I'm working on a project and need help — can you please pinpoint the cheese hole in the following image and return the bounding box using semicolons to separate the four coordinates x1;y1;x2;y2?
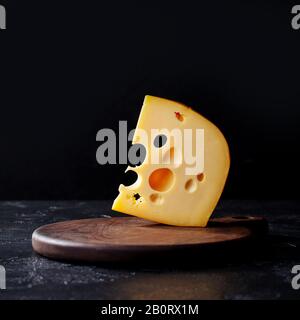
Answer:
123;170;138;187
175;112;184;122
133;193;141;201
149;168;174;192
185;179;197;193
197;173;205;182
132;193;143;204
154;134;167;148
150;193;164;205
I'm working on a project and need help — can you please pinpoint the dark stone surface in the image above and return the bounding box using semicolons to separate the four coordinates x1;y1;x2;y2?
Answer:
0;200;300;300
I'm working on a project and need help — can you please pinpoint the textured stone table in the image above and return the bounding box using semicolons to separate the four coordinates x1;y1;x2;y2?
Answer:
0;200;299;300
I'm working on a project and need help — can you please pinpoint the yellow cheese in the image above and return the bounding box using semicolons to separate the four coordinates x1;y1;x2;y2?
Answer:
112;96;230;227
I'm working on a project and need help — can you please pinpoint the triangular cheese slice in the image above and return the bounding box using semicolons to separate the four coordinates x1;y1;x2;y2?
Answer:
112;95;230;227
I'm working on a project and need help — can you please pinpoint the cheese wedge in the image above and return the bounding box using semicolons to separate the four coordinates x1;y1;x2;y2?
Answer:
112;96;230;227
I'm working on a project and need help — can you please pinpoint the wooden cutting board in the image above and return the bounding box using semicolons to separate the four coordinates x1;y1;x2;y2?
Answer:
32;216;267;263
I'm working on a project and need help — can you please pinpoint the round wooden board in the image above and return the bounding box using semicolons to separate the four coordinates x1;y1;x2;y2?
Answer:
32;216;267;263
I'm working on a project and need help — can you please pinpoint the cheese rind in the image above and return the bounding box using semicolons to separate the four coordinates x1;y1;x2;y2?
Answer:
112;95;230;227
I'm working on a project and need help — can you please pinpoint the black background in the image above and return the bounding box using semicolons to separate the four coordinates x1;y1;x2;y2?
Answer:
0;0;299;200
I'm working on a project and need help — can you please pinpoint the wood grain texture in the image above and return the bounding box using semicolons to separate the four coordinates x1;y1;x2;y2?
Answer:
32;216;267;263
